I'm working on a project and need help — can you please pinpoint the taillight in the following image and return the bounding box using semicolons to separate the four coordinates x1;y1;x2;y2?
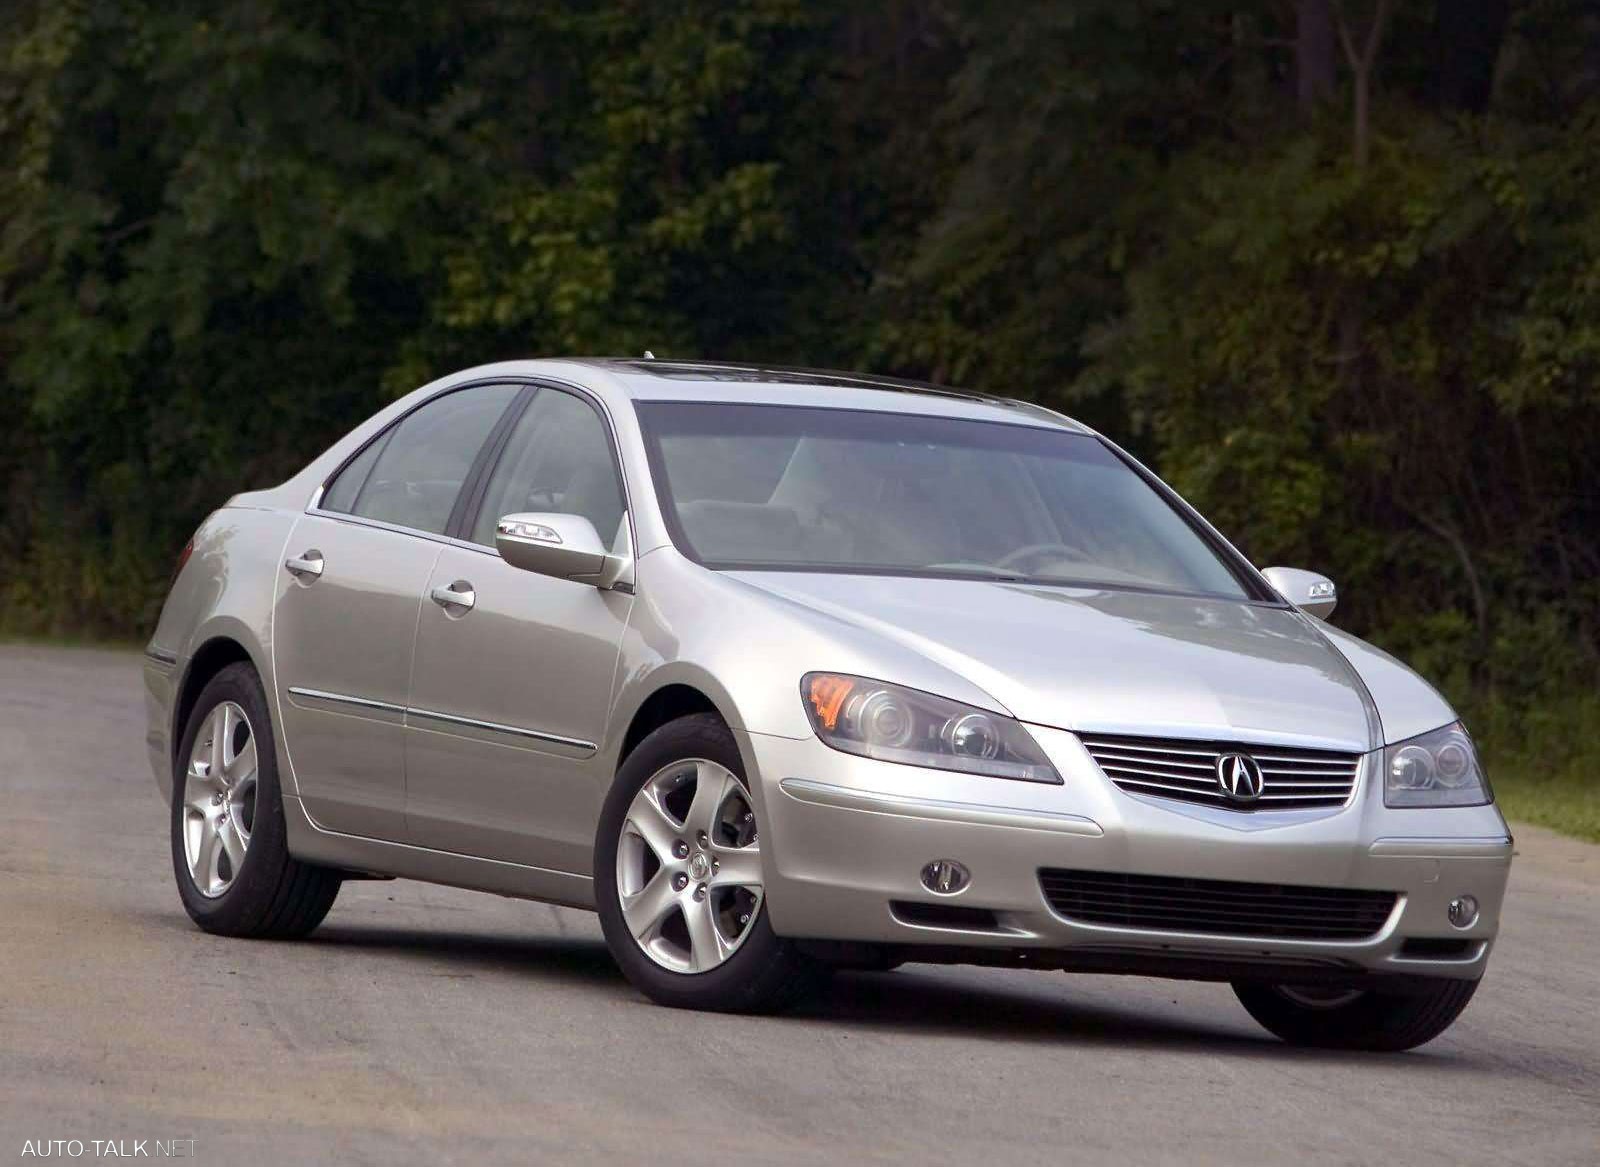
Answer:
169;535;196;589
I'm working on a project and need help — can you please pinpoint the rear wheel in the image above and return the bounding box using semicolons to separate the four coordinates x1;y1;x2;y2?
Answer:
1232;976;1480;1051
171;662;341;938
594;713;823;1011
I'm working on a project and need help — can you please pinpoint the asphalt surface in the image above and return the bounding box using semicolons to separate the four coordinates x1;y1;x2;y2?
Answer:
1;644;1597;1166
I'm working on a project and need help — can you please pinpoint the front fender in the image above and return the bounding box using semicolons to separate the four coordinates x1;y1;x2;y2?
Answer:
1317;624;1458;745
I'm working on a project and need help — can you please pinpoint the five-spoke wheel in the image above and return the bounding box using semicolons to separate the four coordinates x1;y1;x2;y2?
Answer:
170;662;341;937
617;759;764;973
595;713;823;1012
180;700;258;897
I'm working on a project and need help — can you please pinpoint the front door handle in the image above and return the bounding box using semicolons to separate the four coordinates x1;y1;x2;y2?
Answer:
285;550;324;580
430;581;476;613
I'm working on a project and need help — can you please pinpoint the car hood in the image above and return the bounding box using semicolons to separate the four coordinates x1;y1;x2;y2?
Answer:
729;573;1379;751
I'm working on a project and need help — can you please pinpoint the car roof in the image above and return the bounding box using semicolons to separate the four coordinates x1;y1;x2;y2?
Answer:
553;358;1090;432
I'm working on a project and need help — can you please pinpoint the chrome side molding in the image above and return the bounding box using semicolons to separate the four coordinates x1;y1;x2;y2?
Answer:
285;685;595;754
286;686;405;715
404;706;596;753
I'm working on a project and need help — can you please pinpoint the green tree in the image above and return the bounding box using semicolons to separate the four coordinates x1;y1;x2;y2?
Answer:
0;0;1596;745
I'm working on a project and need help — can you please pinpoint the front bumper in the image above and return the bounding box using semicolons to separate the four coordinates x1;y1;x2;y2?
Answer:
748;725;1512;982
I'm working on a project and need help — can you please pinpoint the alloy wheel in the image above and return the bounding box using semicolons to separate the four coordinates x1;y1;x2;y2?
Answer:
615;759;763;973
181;700;258;898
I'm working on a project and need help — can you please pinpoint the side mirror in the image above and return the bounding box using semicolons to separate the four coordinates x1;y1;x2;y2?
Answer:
1261;566;1338;619
495;512;632;590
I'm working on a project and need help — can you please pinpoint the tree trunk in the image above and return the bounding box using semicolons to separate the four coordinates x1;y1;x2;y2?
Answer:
1333;0;1393;170
1297;0;1337;112
1353;63;1371;166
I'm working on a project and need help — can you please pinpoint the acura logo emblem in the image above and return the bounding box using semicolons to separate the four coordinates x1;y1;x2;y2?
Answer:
1216;753;1264;801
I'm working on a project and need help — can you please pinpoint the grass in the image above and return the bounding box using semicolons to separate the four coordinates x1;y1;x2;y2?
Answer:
1471;693;1600;845
1492;769;1600;843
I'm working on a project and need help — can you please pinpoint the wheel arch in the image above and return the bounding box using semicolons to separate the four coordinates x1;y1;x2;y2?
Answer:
604;664;800;858
608;657;780;778
172;632;263;772
616;682;726;768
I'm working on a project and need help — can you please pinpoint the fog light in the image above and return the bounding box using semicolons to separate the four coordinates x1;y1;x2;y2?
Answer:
920;859;970;896
1447;895;1479;929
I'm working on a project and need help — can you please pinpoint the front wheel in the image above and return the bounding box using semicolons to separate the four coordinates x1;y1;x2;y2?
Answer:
594;713;824;1012
1232;977;1480;1051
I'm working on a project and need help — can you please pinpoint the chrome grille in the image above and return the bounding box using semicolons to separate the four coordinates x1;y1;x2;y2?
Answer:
1038;869;1397;940
1079;733;1360;810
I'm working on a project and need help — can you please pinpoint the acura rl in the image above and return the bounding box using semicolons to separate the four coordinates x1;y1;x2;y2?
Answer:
142;359;1512;1050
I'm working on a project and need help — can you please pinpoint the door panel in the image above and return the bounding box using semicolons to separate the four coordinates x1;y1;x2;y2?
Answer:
272;514;440;839
274;380;524;839
405;384;633;872
405;546;632;870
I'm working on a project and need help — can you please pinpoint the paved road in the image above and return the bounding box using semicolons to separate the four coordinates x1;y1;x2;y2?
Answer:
1;645;1597;1166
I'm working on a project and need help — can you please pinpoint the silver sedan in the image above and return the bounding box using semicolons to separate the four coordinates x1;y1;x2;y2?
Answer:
143;358;1511;1050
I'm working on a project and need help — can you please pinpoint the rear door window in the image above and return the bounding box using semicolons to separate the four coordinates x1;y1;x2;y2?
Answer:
322;384;520;536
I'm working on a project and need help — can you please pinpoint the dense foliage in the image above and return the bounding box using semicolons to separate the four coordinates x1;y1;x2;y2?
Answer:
2;2;1595;790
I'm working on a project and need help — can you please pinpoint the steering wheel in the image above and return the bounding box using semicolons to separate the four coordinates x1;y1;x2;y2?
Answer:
995;542;1090;573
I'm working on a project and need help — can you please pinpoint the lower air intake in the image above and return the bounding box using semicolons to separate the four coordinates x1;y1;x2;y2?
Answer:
1039;868;1397;941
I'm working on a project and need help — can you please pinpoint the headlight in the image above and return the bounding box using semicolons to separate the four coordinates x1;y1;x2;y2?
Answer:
801;673;1060;784
1383;722;1492;807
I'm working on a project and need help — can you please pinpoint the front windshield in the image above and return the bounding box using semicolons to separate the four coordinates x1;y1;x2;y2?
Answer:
636;402;1252;600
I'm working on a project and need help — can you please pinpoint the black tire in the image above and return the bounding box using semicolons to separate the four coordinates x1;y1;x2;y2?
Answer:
1232;976;1480;1051
802;943;907;973
171;662;341;938
594;713;824;1012
824;955;906;974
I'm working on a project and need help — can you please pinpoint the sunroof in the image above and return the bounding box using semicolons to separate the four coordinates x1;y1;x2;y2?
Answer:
606;359;991;400
593;358;1083;430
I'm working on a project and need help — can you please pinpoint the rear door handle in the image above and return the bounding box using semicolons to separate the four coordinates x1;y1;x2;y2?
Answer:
285;550;324;580
430;581;476;613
